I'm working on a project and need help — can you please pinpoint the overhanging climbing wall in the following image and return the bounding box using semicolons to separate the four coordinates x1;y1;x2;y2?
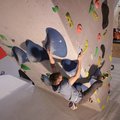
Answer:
0;0;114;111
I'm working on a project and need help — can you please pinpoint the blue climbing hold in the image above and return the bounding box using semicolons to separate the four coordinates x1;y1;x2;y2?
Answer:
25;39;49;62
45;27;67;57
12;46;29;64
61;59;78;72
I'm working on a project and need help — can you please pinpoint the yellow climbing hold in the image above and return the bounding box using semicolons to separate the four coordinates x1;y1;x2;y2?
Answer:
66;12;74;28
97;98;101;103
91;10;99;21
85;70;89;77
109;55;112;62
97;56;102;67
83;40;88;53
102;105;105;110
81;68;88;77
94;90;97;95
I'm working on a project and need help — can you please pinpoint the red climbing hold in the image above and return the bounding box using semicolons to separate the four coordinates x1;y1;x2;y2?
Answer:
0;47;7;60
97;33;101;41
94;0;100;9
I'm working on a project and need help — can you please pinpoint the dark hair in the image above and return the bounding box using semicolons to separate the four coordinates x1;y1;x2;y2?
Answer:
49;72;61;84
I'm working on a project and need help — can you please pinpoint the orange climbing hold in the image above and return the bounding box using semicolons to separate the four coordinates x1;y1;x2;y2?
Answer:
77;24;82;33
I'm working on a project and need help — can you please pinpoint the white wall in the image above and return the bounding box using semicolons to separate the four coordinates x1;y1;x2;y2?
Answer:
0;0;115;110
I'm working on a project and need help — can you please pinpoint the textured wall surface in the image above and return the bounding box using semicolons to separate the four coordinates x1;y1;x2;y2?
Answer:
0;0;114;111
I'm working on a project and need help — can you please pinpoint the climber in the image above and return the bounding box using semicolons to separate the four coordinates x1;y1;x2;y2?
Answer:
46;49;103;110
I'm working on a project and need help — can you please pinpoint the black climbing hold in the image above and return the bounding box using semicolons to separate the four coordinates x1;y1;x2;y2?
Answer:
111;65;114;71
101;0;109;29
100;44;105;58
19;69;35;85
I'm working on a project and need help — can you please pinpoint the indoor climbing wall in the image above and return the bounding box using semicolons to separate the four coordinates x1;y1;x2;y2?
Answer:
0;0;114;111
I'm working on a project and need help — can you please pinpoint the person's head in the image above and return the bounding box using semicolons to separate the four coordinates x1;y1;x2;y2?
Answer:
49;72;63;85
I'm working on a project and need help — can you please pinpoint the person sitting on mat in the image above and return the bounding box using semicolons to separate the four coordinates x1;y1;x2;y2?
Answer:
46;49;104;110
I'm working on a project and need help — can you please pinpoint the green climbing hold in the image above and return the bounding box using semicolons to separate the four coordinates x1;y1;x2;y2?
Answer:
103;29;107;36
21;64;31;70
94;47;99;57
2;43;13;49
0;34;7;40
52;6;59;13
89;0;94;14
6;45;13;49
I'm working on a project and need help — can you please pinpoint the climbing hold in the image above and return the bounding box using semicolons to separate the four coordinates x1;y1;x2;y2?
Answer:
97;33;101;41
100;44;105;58
5;45;13;49
94;0;100;9
94;90;97;95
81;67;89;77
52;5;59;13
97;98;101;103
61;59;78;72
91;10;99;21
101;0;109;29
65;12;74;28
101;73;109;79
25;39;49;62
102;105;105;110
94;47;99;57
11;39;15;42
0;34;7;40
89;98;93;103
89;0;94;14
0;47;7;59
12;46;29;64
109;55;112;62
97;56;102;67
103;29;107;36
111;65;114;71
89;0;99;21
21;64;31;70
85;69;89;77
19;69;34;85
83;40;88;53
0;42;13;49
45;27;67;57
76;24;82;33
